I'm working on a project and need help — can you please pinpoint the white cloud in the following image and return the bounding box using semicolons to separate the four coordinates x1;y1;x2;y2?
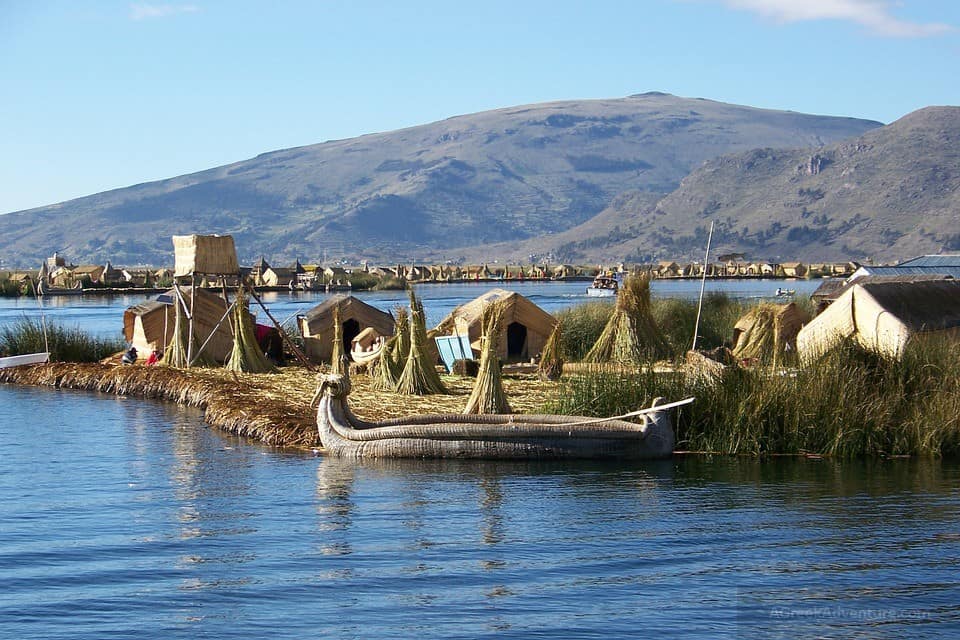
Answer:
711;0;953;37
129;3;200;21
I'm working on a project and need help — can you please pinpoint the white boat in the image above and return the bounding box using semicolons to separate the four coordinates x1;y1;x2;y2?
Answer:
0;352;50;369
586;275;620;297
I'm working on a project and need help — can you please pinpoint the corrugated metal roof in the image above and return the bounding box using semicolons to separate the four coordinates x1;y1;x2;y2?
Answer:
853;265;960;279
897;254;960;268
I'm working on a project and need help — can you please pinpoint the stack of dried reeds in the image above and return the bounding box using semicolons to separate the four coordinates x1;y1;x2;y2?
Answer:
538;320;564;381
395;290;447;395
731;302;810;366
225;288;276;373
584;272;669;366
330;305;347;375
161;294;190;368
464;300;511;414
373;306;409;391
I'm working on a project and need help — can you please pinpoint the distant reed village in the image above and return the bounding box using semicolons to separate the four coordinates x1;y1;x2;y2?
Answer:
6;248;872;298
2;235;960;459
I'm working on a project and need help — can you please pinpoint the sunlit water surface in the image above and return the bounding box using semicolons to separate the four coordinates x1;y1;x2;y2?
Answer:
1;384;958;639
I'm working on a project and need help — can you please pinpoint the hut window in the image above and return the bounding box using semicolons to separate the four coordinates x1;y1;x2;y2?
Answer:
507;322;527;360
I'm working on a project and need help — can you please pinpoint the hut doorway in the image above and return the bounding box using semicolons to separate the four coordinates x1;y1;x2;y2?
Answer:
342;318;360;357
506;322;527;360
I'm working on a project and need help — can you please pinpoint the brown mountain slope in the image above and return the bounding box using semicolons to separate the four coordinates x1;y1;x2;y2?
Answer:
0;93;879;266
490;106;958;264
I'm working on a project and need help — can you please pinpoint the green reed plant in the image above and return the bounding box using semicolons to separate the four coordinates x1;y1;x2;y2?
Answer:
554;301;613;361
545;337;960;458
1;317;126;363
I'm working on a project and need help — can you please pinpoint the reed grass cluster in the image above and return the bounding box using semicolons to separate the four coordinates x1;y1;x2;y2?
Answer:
538;320;564;381
395;290;447;395
547;338;960;458
225;288;276;374
329;305;346;375
584;273;669;365
373;306;408;390
0;317;125;362
464;300;511;414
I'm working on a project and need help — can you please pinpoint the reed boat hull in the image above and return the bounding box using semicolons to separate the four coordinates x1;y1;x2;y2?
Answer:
314;374;676;460
0;353;50;369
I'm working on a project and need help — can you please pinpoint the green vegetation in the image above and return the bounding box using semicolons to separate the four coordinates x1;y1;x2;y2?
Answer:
0;277;24;297
0;318;125;363
545;295;960;457
556;293;750;362
346;272;380;291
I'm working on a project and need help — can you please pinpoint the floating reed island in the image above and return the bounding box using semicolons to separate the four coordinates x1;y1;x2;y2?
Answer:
0;362;564;449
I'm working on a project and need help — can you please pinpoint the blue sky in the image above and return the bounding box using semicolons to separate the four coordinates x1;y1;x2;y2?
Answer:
1;0;958;214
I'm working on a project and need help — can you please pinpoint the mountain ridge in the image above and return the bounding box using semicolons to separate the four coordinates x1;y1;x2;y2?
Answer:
0;93;885;266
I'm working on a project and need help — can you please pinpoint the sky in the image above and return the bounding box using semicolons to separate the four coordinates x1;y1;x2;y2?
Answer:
1;0;958;214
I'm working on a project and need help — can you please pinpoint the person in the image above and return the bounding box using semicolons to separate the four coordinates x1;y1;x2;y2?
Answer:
145;349;162;366
121;346;138;365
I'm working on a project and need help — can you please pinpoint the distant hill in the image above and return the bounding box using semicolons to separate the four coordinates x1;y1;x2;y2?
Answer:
507;106;958;264
0;93;880;266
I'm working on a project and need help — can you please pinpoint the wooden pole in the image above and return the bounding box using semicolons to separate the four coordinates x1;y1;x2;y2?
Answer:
692;221;715;353
243;280;315;370
187;274;196;367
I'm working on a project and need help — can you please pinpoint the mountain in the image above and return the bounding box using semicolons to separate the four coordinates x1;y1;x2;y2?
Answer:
509;106;958;264
0;93;880;266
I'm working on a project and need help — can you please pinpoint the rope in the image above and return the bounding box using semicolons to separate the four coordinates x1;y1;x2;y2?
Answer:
545;397;695;427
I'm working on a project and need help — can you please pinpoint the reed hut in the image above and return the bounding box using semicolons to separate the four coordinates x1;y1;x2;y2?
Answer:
298;295;394;364
730;302;810;363
173;234;239;278
797;280;960;362
123;287;246;363
435;289;557;363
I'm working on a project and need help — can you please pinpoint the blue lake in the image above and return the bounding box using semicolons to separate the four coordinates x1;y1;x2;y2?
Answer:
0;278;821;338
5;279;959;638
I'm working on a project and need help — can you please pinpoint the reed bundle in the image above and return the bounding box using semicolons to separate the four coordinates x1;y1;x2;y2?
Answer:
161;294;190;367
538;320;564;381
464;300;511;414
584;272;669;366
373;306;408;391
395;289;447;395
225;288;277;374
330;305;346;375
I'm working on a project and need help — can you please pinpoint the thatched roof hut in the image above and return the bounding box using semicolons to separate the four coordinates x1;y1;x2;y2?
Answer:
173;234;239;277
123;287;245;363
731;302;811;362
435;289;556;362
797;280;960;362
297;295;395;364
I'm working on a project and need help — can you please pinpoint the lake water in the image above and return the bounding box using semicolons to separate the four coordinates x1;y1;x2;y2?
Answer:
5;279;959;638
0;278;821;339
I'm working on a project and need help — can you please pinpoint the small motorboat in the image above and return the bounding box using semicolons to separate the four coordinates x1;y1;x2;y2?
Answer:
586;274;620;298
775;287;796;297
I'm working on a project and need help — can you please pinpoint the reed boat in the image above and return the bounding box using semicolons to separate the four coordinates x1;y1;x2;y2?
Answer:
0;352;50;369
314;373;690;459
37;280;83;296
349;328;385;366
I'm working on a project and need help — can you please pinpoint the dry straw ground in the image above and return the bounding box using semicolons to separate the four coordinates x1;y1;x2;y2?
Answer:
0;362;563;450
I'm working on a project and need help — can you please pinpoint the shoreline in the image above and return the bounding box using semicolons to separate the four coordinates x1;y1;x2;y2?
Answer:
0;362;562;451
0;363;319;448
